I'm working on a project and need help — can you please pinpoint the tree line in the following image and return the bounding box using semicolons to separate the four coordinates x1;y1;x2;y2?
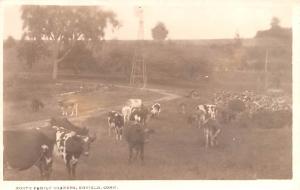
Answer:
3;5;291;80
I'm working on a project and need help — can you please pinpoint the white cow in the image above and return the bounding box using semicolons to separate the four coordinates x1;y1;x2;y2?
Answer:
126;99;142;108
122;99;143;123
122;106;132;123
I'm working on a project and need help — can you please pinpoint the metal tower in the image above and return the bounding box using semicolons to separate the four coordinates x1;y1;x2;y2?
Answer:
130;6;147;88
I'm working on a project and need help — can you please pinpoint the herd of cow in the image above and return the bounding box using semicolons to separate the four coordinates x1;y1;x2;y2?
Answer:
3;99;162;180
4;89;291;180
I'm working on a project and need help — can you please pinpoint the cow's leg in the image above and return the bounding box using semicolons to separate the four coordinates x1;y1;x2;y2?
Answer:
69;155;79;179
70;105;74;116
108;126;111;137
209;130;214;147
140;144;144;164
71;163;77;179
66;161;72;179
75;103;78;117
37;161;47;180
115;129;119;140
212;129;221;146
204;128;209;148
63;153;73;179
107;118;111;136
128;146;133;164
119;128;123;141
133;147;138;161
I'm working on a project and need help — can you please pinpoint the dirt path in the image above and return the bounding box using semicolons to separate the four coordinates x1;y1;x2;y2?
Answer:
9;84;181;129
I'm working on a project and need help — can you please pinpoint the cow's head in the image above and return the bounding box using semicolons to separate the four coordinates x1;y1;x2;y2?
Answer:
81;133;96;156
39;144;53;180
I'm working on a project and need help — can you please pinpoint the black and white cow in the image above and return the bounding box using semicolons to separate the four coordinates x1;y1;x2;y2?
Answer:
130;106;150;126
150;103;161;118
196;104;217;120
55;128;96;179
195;104;221;148
107;111;125;140
4;129;55;180
50;117;96;179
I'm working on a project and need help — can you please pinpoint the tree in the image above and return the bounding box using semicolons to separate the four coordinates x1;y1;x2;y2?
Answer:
60;41;97;74
151;22;168;41
21;5;119;79
17;39;50;69
271;17;280;29
4;36;17;49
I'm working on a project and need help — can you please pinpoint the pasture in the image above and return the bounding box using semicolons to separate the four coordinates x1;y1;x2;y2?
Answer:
3;76;292;180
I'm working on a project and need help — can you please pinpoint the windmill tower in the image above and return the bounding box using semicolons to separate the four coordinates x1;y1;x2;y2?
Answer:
130;6;147;88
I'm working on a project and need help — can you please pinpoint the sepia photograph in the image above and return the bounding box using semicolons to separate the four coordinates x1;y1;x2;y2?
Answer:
1;0;299;189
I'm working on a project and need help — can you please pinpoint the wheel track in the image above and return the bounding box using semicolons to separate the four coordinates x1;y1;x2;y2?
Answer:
7;84;181;129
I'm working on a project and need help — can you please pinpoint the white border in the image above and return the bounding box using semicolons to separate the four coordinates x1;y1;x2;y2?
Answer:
1;1;300;190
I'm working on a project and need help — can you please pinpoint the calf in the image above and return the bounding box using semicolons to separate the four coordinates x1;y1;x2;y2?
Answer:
4;129;55;180
31;98;44;112
58;100;78;117
178;102;187;114
124;124;155;164
107;111;125;140
150;103;161;118
55;129;96;179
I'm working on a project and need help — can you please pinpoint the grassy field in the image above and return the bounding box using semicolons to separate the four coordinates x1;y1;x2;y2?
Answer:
3;76;162;128
3;78;292;180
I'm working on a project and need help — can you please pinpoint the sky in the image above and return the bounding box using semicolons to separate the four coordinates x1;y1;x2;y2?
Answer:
1;0;298;40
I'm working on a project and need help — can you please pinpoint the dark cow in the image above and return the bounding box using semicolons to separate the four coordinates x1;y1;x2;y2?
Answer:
124;124;155;164
107;111;124;140
31;98;44;112
55;129;96;179
187;112;205;128
50;117;89;135
130;106;150;125
150;103;161;118
4;129;55;180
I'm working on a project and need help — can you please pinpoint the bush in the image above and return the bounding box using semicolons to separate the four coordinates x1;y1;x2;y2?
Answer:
228;99;246;113
251;110;292;129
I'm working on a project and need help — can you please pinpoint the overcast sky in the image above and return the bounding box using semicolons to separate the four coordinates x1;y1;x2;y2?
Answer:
2;0;297;40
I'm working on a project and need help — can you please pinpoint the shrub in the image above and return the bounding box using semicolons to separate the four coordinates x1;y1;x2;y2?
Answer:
251;110;292;129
